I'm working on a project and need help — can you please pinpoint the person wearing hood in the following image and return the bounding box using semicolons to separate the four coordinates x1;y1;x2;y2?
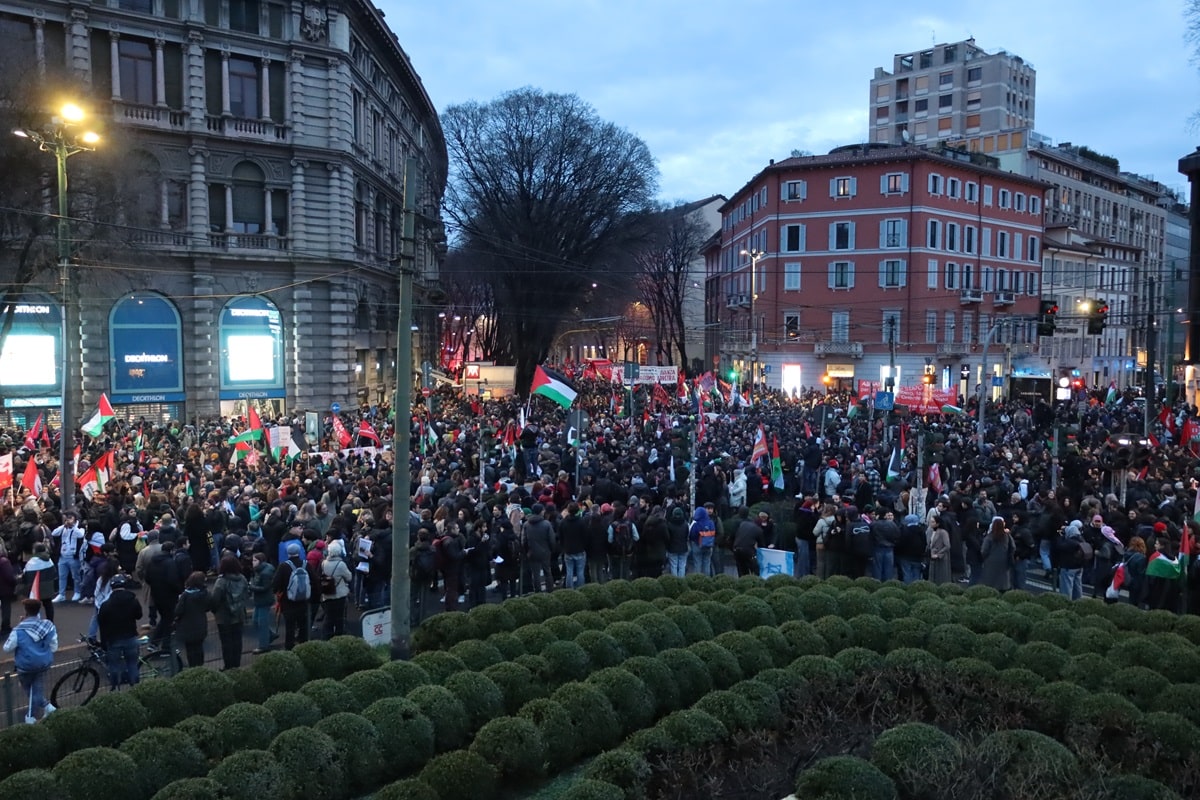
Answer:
3;598;58;722
895;514;927;584
727;469;748;509
665;506;690;577
247;551;277;653
319;540;354;638
174;571;210;667
22;543;57;622
1091;524;1125;601
208;555;248;669
1053;520;1089;600
688;506;716;576
978;516;1014;592
97;574;143;689
110;506;144;575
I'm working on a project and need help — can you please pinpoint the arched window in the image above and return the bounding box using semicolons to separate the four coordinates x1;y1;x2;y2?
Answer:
231;162;265;234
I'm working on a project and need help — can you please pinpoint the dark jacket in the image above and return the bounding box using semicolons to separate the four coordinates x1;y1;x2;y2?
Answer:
97;588;143;646
665;508;690;555
640;513;669;562
272;556;309;608
794;504;818;544
174;587;209;644
523;516;556;562
208;574;249;626
558;513;588;556
870;518;901;550
732;519;765;554
0;556;16;600
248;561;276;608
146;550;183;607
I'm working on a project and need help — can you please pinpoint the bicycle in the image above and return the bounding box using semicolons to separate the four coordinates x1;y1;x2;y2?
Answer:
50;635;182;707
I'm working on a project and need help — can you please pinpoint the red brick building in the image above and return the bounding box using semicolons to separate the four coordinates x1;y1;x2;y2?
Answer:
705;143;1050;400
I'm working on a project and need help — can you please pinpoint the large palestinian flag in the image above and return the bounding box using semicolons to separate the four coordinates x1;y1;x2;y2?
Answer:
532;366;577;409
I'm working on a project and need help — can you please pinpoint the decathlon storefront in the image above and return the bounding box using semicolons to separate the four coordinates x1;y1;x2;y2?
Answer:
108;294;186;422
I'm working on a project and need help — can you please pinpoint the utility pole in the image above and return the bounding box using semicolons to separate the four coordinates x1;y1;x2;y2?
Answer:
739;248;762;405
885;318;897;445
1145;280;1157;436
390;157;418;662
688;425;698;512
1165;262;1177;406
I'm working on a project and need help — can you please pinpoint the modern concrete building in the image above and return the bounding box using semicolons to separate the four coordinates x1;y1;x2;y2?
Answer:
705;143;1048;401
0;0;446;425
870;38;1035;146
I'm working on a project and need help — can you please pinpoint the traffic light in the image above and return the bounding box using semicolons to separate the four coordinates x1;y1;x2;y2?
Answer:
1037;300;1059;337
1087;299;1109;335
922;373;935;385
728;368;739;382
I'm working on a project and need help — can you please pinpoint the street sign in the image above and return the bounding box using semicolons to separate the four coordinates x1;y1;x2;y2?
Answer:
360;608;390;647
874;391;895;410
623;362;641;382
421;387;432;398
762;364;771;374
330;402;340;414
991;376;1003;387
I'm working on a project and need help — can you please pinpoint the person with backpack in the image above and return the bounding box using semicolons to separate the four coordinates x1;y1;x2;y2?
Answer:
688;506;716;577
1053;520;1090;600
3;598;58;722
410;529;438;622
731;507;765;577
209;555;248;669
248;552;277;653
272;542;310;650
97;574;143;690
174;571;210;668
606;505;638;582
319;540;353;638
144;540;184;649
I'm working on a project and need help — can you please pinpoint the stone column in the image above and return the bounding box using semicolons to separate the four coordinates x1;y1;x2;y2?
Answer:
186;32;206;127
220;50;231;115
109;32;121;99
188;272;219;418
260;58;271;120
154;36;166;106
33;18;44;75
289;159;307;251
187;147;208;239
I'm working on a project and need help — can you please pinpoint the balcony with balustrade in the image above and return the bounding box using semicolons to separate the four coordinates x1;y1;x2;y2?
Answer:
205;115;291;143
112;100;187;133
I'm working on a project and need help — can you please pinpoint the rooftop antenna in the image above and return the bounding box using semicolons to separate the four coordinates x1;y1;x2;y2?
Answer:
931;29;936;45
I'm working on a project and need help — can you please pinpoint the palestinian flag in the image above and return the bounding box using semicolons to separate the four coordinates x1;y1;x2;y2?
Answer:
751;425;768;464
247;404;264;435
886;438;904;482
228;428;263;446
82;393;115;437
1146;551;1182;580
531;366;577;409
770;436;784;491
1105;382;1118;405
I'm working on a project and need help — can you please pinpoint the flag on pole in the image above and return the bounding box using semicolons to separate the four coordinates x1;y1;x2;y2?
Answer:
928;463;943;494
677;373;689;403
23;413;44;451
668;455;675;484
21;457;41;497
1159;406;1177;436
29;570;41;602
697;412;706;442
357;420;382;446
227;428;263;446
331;414;352;448
0;452;12;493
133;424;145;462
81;393;115;437
770;436;784;491
531;365;577;409
426;422;440;450
247;404;264;435
751;425;768;465
804;420;813;440
886;439;904;482
1105;382;1118;405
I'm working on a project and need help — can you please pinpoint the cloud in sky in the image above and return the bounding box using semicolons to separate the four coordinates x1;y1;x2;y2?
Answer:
383;0;1200;202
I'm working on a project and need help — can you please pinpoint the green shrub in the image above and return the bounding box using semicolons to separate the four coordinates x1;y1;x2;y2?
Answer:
605;621;657;657
1089;775;1182;800
778;619;828;657
714;630;775;676
909;598;955;627
263;691;321;732
662;605;714;644
811;615;855;653
688;640;744;688
53;746;138;800
731;679;784;730
655;708;728;751
343;668;400;710
576;583;616;611
870;722;961;798
1108;637;1165;670
315;712;384;793
711;588;738;603
748;624;793;667
974;631;1019;668
581;748;652;799
418;750;498;800
173;714;222;761
540;639;591;684
444;672;504;732
224;667;267;704
1027;617;1075;649
559;779;625;800
676;590;709;606
250;650;308;694
728;595;776;630
467;604;517;637
373;778;439;800
974;729;1078;799
0;770;62;800
292;640;344;681
797;589;840;621
767;588;805;623
876;597;911;622
1153;683;1200;726
448;639;505;671
1136;711;1200;761
482;661;544;714
790;655;851;687
925;623;978;662
568;609;607;631
330;635;383;674
835;647;884;673
79;690;149;747
650;596;677;611
1108;665;1170;710
682;573;714;592
363;697;435;778
207;749;285;800
128;678;190;728
171;667;236;717
485;631;526;660
621;655;680;714
1013;601;1048;621
150;777;223;800
754;667;809;700
886;617;929;650
1067;626;1114;656
1061;652;1111;687
587;667;656;734
694;600;735;634
1012;641;1070;680
469;716;544;783
518;698;577;771
526;593;564;621
609;598;659;622
1068;691;1143;734
846;614;891;654
996;667;1045;694
556;589;593;615
946;657;997;684
300;677;350;718
514;654;553;683
512;623;558;654
606;581;639;605
412;611;476;652
269;726;345;800
1031;682;1090;732
540;615;585;642
990;611;1034;642
213;701;277;754
379;659;434;697
550;682;621;756
501;597;542;626
882;647;942;676
0;724;57;779
657;648;713;707
636;614;686;652
410;650;469;684
575;630;627;669
837;587;881;619
406;684;470;752
1172;614;1200;645
794;755;898;800
1155;645;1200;684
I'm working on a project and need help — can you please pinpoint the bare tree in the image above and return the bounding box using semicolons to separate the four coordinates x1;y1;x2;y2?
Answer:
440;248;505;363
441;88;658;395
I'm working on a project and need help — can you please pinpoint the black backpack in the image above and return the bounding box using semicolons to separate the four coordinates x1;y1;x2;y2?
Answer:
412;547;437;580
851;522;873;558
613;521;635;555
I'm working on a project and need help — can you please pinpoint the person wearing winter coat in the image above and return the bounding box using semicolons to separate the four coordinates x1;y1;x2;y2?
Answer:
927;523;953;584
688;506;716;576
731;509;766;577
895;515;928;584
247;552;277;653
3;598;58;721
638;508;669;579
208;555;249;669
665;506;690;577
978;517;1014;592
110;507;144;575
1053;520;1089;600
174;571;210;667
319;540;354;638
22;543;57;622
0;542;17;641
97;574;143;690
558;503;589;589
523;504;557;592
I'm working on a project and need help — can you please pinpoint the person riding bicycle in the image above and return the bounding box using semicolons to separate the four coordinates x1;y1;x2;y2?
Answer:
96;574;143;691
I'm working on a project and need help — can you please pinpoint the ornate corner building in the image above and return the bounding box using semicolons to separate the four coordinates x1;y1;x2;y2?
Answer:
0;0;446;422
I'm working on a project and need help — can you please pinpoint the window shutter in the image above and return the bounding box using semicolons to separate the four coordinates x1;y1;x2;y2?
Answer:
781;183;788;202
880;175;889;195
849;177;857;196
847;262;856;289
1014;233;1023;261
800;181;807;200
879;260;887;288
899;260;907;288
928;173;935;193
827;263;836;289
928;259;938;289
828;222;836;251
799;224;806;251
879;220;887;249
901;173;910;193
829;178;837;198
848;223;856;250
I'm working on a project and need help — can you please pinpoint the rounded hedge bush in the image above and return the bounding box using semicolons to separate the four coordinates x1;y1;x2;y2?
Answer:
0;769;62;800
410;650;469;684
208;749;285;800
637;613;686;652
1107;665;1170;711
330;635;384;674
568;609;607;632
576;583;616;611
412;610;476;652
925;623;978;662
882;647;942;676
688;640;744;688
695;600;736;634
605;620;658;657
377;659;432;697
250;650;308;694
846;614;891;654
1155;645;1200;684
1061;652;1111;687
517;698;577;771
876;596;911;622
1137;711;1200;761
0;722;58;779
1066;626;1113;656
559;779;624;800
485;631;527;661
974;631;1019;669
767;588;805;623
469;716;544;782
343;668;400;711
53;746;137;800
778;619;828;657
81;689;150;747
173;714;222;761
482;661;544;714
974;729;1078;799
363;697;435;778
171;667;236;717
504;598;545;627
662;605;715;644
811;615;856;653
213;701;277;754
444;672;505;732
837;587;881;619
609;598;659;622
887;617;930;650
870;722;962;798
714;630;775;676
513;653;553;684
587;667;656;734
224;667;268;704
1108;637;1165;670
150;777;223;800
1067;692;1143;750
990;611;1034;643
835;646;884;673
657;647;713;707
1089;774;1182;800
447;639;505;671
292;639;345;681
796;589;840;621
300;677;350;718
790;655;851;687
729;594;777;630
909;598;956;627
754;667;809;699
731;679;784;730
996;667;1045;694
556;589;594;615
405;685;470;752
269;725;345;800
418;750;498;800
581;748;652;798
128;678;190;728
748;624;793;667
1172;614;1200;645
574;630;627;669
622;655;681;714
1012;641;1071;680
1153;683;1200;726
263;691;321;731
550;682;622;756
656;708;729;750
540;615;585;642
467;603;517;636
794;755;898;800
315;712;384;793
1031;681;1090;732
526;593;564;621
541;639;593;684
373;778;439;800
946;656;998;684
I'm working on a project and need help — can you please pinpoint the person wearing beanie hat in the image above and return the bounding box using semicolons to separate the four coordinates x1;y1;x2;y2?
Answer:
272;540;311;650
1053;519;1090;600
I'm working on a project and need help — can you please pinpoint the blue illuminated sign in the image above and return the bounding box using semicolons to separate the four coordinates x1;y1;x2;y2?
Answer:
109;295;185;402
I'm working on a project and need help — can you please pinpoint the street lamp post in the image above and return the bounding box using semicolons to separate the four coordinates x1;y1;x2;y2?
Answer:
739;248;762;405
14;103;100;513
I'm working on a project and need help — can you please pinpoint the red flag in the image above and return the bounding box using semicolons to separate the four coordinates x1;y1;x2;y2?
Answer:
804;420;813;440
1184;417;1200;455
331;414;352;448
21;457;41;497
248;404;263;432
652;383;670;408
751;425;769;463
677;373;688;402
357;420;381;446
900;423;907;452
24;413;44;451
1159;406;1177;436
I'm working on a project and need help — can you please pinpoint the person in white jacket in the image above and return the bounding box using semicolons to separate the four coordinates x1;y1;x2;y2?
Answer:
50;510;87;603
728;469;748;509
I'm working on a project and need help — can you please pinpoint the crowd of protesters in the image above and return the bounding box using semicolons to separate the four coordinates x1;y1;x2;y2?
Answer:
0;372;1198;706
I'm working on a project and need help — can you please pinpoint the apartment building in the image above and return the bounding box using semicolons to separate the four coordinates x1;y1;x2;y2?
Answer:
705;144;1048;399
0;0;446;422
870;38;1035;146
